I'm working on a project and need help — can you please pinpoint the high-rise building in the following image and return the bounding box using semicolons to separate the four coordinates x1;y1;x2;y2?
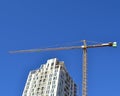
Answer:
22;58;77;96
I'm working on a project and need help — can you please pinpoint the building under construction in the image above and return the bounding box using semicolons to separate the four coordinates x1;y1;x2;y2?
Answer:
22;58;77;96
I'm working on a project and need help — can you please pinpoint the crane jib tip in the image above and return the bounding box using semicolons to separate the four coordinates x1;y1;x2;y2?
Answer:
112;42;117;47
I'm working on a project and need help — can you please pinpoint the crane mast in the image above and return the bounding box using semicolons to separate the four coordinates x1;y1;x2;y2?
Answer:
9;40;117;96
82;40;87;96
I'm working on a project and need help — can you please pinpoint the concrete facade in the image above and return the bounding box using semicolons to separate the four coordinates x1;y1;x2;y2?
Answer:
22;58;77;96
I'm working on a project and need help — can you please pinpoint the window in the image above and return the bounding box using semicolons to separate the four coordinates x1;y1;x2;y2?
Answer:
46;90;50;94
51;89;54;93
41;87;44;90
52;81;55;84
48;82;51;85
45;75;47;78
51;94;54;96
39;80;42;82
52;85;56;88
51;62;54;66
37;88;40;91
36;77;38;79
55;69;58;72
56;61;59;65
54;73;57;76
47;86;50;89
55;66;59;69
53;77;57;80
49;78;52;81
49;74;52;77
43;79;46;82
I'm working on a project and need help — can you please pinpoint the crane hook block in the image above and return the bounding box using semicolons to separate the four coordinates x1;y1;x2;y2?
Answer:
112;42;117;47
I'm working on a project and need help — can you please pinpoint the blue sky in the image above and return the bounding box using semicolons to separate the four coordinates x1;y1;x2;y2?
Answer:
0;0;120;96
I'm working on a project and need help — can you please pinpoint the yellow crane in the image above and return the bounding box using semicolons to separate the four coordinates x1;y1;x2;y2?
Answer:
9;40;117;96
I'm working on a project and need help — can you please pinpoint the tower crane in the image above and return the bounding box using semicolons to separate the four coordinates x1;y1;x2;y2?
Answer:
9;40;117;96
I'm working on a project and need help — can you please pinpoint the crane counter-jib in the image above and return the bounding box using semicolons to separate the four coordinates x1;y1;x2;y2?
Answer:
86;42;117;48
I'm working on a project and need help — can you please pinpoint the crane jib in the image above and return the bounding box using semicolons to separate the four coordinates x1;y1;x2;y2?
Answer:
9;42;117;53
